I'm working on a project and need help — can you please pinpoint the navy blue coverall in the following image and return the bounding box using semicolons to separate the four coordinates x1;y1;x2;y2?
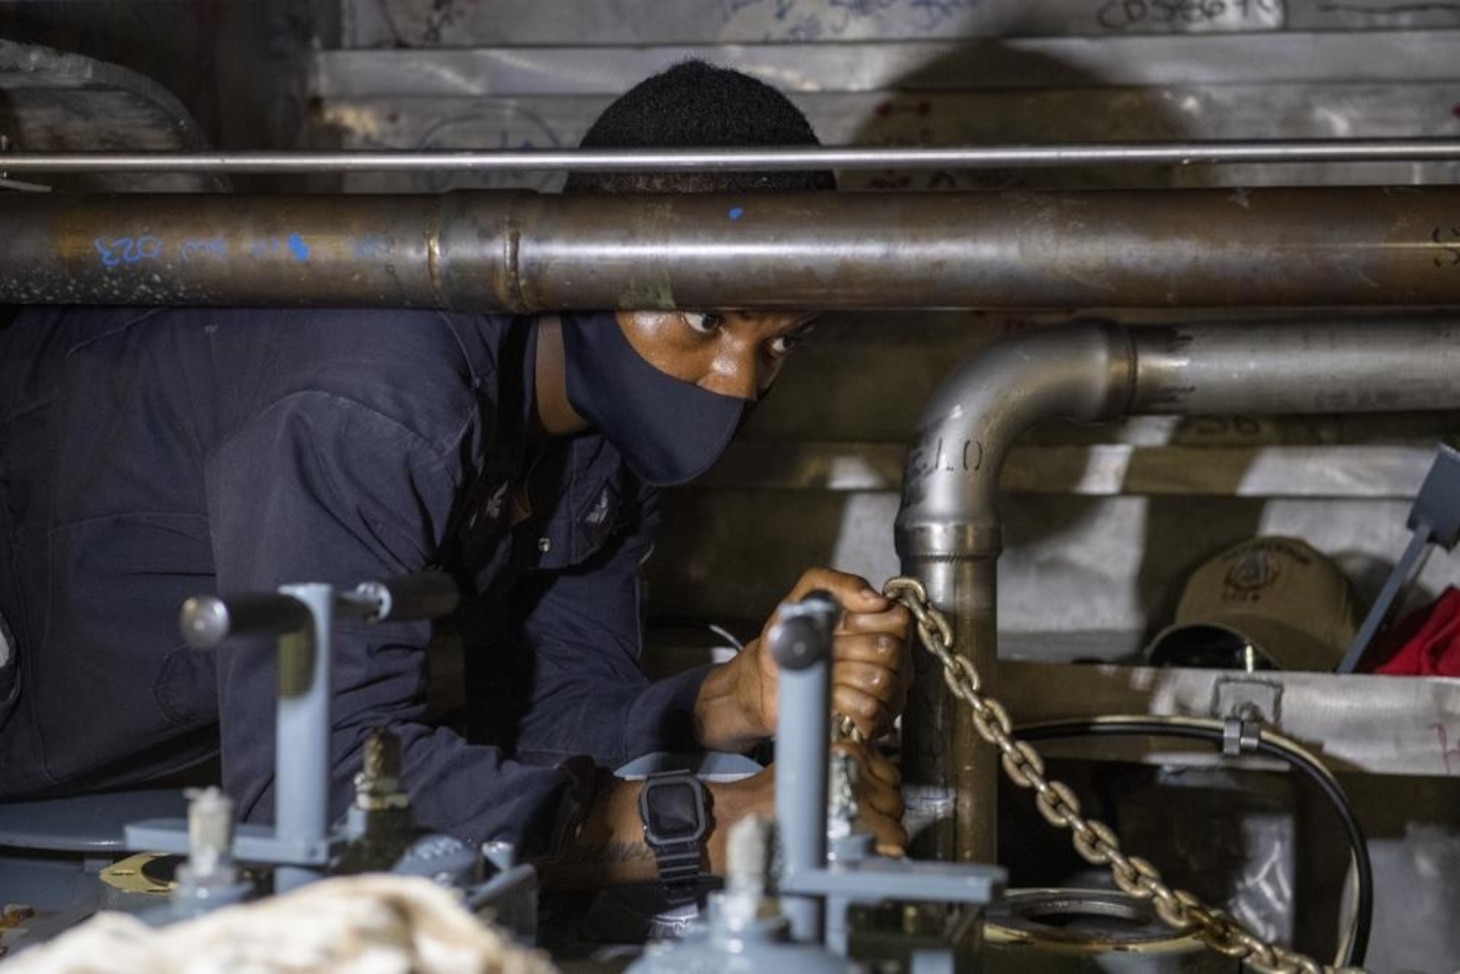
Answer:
0;306;709;855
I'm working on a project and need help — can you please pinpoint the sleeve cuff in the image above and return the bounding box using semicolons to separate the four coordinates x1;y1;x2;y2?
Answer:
541;754;605;859
621;663;714;760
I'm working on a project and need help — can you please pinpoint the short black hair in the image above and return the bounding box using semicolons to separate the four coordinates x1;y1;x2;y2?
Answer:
564;60;836;194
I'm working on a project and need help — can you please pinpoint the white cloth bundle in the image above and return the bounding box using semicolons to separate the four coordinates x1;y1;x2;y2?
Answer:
5;874;556;974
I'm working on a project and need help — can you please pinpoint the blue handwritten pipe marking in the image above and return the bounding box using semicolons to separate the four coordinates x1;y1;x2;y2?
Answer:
95;238;120;267
287;233;311;262
94;235;164;268
728;206;744;221
180;237;228;263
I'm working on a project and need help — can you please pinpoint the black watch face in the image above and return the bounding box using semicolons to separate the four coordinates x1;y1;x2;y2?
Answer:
645;779;704;842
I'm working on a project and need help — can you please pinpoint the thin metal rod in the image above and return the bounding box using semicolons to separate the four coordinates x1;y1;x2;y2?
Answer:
6;139;1460;174
10;188;1460;310
273;583;334;893
768;597;837;944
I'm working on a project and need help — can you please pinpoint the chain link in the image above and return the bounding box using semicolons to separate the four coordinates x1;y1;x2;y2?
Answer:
879;576;1362;974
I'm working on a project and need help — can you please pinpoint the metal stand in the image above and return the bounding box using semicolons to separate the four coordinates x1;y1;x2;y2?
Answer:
124;574;504;905
628;592;1006;974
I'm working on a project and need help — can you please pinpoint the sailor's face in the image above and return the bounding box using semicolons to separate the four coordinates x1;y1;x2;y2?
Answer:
614;310;819;400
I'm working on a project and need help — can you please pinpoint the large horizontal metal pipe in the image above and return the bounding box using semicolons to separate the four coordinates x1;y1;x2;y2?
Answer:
1128;323;1460;415
894;317;1460;864
7;138;1460;173
8;189;1460;309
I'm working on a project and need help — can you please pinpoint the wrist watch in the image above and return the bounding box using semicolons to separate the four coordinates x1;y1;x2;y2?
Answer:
637;770;710;906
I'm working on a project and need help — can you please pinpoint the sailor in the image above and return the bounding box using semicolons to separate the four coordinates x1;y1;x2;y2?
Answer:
0;61;909;889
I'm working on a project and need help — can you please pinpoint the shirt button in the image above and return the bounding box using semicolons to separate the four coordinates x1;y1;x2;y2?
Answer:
537;538;552;553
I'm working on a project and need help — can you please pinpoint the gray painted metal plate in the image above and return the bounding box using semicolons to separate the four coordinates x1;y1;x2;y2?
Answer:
0;790;187;852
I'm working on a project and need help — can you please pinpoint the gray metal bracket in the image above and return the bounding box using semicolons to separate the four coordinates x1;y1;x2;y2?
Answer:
780;858;1003;905
125;819;337;867
132;573;460;895
1338;443;1460;673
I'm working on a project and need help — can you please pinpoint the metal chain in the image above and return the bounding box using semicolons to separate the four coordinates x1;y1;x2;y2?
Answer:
879;575;1363;974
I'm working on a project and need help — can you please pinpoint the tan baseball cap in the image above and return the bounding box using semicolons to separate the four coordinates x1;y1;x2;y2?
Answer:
1145;537;1358;673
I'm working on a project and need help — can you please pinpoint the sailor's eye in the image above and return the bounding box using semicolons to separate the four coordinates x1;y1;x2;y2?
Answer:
767;334;803;357
683;312;724;335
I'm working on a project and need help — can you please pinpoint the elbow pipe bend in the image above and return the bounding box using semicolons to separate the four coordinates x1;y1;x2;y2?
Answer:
895;320;1136;563
891;314;1460;866
895;315;1460;563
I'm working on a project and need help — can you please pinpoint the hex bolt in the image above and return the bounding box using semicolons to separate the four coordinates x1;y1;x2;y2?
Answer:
722;815;774;929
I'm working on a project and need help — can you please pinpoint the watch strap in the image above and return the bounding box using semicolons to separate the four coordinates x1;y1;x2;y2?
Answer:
655;839;703;906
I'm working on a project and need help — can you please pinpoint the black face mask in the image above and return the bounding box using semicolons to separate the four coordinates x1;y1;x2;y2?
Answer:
560;311;748;487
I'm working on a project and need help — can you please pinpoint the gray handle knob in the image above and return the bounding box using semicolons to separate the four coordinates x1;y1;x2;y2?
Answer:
179;594;312;649
350;572;459;622
766;590;840;671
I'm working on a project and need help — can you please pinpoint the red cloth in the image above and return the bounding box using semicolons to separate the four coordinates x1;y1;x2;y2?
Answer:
1369;586;1460;676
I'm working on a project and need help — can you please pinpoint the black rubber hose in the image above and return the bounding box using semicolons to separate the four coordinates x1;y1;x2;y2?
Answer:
1014;718;1372;968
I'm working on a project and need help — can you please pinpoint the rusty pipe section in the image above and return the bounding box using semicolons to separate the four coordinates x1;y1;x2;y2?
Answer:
9;188;1460;308
895;317;1460;863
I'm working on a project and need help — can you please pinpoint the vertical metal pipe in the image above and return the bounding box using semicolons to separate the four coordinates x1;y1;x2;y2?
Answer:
911;559;998;865
897;323;1136;864
274;582;333;892
768;596;838;944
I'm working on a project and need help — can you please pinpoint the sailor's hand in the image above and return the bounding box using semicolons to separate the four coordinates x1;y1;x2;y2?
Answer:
834;741;907;857
694;568;911;751
706;745;905;871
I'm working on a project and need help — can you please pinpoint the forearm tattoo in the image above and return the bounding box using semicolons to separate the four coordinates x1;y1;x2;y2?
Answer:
553;838;654;866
